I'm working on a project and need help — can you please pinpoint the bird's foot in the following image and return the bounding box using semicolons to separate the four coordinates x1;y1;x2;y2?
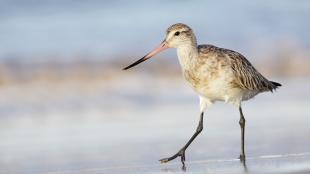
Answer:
239;154;246;162
159;148;186;170
239;154;248;172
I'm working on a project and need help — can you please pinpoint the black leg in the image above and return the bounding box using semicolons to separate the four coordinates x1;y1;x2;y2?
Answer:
239;106;246;162
159;112;204;169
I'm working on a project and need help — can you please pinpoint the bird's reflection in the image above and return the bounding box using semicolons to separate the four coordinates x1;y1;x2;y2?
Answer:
241;159;248;173
160;164;187;172
160;167;182;173
161;158;249;173
182;164;186;171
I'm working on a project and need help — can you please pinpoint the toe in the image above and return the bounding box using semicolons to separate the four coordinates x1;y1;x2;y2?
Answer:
159;158;169;163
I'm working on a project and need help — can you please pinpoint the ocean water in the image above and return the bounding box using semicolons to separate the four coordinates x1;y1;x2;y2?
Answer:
0;0;310;59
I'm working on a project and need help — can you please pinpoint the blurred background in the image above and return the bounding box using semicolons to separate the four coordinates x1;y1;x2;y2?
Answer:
0;0;309;173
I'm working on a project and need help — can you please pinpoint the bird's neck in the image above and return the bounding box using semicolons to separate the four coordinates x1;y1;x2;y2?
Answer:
176;44;199;71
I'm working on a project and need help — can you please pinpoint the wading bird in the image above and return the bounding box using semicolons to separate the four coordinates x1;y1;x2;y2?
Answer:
123;23;281;168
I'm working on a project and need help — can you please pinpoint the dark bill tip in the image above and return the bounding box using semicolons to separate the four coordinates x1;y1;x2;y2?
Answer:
122;56;147;70
122;41;168;70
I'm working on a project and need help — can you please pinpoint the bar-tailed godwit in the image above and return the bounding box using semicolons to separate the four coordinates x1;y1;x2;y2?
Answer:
123;23;281;168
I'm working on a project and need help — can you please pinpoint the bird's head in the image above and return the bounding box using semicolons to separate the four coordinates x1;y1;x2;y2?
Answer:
165;23;196;48
123;23;196;70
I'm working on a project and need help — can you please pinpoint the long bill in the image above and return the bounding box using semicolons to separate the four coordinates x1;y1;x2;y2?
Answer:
123;41;168;70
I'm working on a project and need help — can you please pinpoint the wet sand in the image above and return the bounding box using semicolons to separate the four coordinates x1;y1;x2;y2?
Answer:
0;76;309;173
47;153;310;174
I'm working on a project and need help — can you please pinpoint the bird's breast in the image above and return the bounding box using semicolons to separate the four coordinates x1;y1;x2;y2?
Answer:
183;69;201;88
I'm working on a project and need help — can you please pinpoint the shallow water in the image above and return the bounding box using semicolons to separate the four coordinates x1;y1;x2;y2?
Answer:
0;76;309;173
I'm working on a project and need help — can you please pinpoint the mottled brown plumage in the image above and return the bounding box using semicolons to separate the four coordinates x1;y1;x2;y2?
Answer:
197;44;280;92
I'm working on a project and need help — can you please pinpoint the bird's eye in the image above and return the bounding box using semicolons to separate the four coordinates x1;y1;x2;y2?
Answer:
174;31;180;36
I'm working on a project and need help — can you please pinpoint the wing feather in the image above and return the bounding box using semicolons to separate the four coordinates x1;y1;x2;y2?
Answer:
198;45;279;92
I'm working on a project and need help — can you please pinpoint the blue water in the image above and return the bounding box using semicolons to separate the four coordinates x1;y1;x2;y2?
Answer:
0;0;310;59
